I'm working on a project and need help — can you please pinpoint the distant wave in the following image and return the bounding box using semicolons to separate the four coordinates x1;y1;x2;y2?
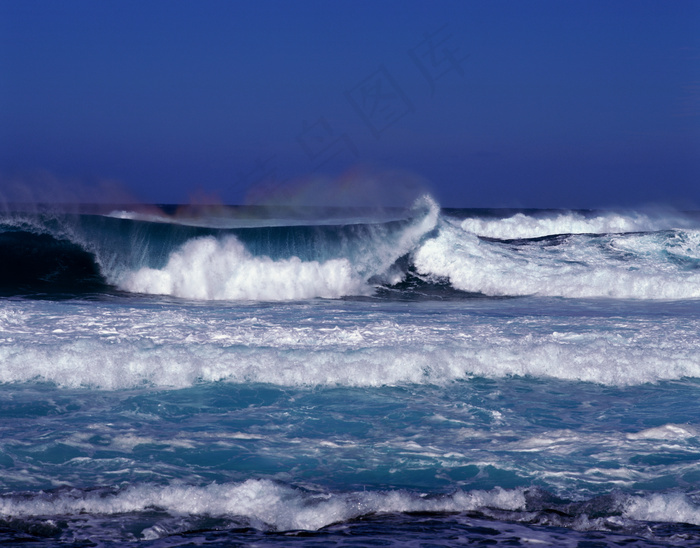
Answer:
459;210;692;240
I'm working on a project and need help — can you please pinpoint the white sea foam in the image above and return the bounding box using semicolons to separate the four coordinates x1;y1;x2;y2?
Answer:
626;424;699;441
1;300;698;389
458;211;691;240
1;481;697;536
624;492;700;525
0;480;526;534
413;222;700;299
119;236;368;300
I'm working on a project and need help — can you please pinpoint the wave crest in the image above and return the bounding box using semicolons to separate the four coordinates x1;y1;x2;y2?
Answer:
0;480;526;533
2;481;698;540
459;211;691;239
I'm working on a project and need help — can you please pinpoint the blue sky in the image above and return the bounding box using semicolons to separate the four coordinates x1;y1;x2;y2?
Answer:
1;0;699;208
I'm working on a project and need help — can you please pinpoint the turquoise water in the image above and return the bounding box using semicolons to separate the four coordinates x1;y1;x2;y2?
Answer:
1;202;700;545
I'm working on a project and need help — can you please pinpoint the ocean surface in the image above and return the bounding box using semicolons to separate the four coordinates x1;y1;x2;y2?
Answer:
1;196;700;546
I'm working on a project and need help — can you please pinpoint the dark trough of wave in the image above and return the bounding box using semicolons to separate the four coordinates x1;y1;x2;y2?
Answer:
0;231;109;297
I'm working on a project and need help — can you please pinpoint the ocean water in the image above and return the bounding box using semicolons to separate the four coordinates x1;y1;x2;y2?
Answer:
1;196;700;546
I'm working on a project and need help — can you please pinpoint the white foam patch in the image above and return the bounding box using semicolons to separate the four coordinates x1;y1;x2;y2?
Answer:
624;492;700;525
119;236;368;301
2;298;700;389
1;319;699;389
0;480;526;534
459;211;690;240
413;223;700;299
626;424;699;441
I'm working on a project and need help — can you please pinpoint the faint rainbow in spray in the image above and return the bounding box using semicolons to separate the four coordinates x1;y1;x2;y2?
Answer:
243;166;433;209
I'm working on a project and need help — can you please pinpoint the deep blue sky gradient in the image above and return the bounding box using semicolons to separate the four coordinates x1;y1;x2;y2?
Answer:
1;0;699;208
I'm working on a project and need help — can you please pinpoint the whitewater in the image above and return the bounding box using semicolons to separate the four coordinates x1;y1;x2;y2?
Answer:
1;197;699;546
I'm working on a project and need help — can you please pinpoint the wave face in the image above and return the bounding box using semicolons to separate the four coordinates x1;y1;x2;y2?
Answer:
1;199;699;300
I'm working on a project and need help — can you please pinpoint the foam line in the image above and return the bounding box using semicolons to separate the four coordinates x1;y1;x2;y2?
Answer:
0;480;526;533
459;211;693;239
1;481;698;536
1;328;698;389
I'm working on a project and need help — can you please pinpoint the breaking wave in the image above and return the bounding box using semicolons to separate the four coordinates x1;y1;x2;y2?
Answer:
413;220;700;299
458;210;691;239
1;198;699;301
1;480;698;542
1;299;699;389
